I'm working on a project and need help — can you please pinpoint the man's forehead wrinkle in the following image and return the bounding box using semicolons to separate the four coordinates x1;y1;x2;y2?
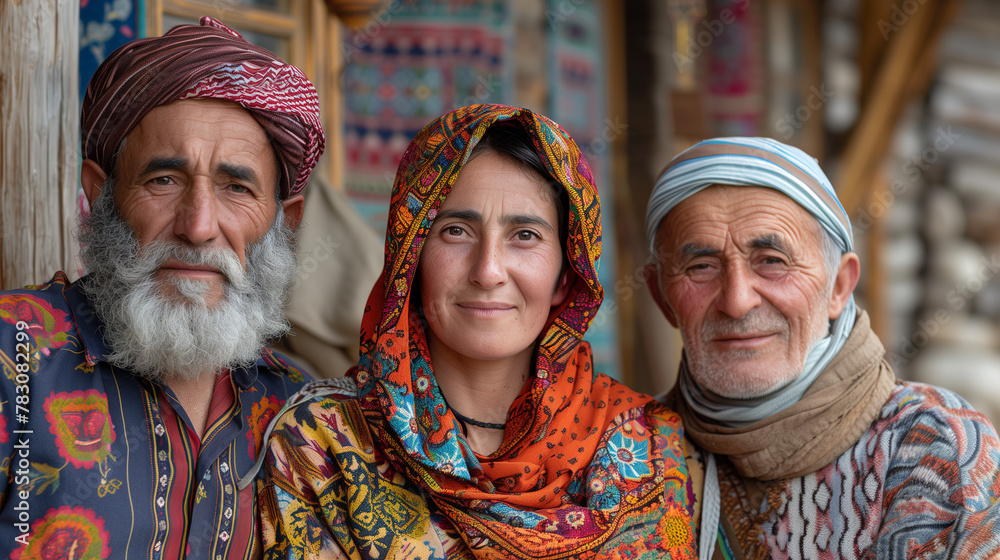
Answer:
123;110;275;190
657;185;823;260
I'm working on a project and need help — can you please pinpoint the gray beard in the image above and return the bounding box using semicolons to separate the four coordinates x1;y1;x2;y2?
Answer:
79;179;298;383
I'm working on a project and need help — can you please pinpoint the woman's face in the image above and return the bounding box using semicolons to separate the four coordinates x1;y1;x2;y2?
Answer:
420;150;570;365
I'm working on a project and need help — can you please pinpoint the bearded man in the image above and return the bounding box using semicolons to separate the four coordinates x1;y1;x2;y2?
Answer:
0;18;323;558
644;137;1000;559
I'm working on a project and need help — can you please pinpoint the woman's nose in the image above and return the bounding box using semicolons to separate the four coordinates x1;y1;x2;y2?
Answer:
469;240;507;289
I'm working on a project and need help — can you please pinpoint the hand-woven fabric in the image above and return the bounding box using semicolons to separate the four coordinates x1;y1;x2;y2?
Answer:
81;16;324;198
261;104;695;559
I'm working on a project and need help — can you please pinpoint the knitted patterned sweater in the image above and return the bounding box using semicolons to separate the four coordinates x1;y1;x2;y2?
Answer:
712;381;1000;559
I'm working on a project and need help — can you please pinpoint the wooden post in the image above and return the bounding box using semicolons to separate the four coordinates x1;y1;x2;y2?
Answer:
605;0;637;386
0;0;80;289
837;0;960;217
866;174;889;342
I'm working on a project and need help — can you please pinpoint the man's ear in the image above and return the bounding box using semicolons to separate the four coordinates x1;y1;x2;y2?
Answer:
644;263;678;328
81;159;108;206
829;252;860;320
281;193;305;230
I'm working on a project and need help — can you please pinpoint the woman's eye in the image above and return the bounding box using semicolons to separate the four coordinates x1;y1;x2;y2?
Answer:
516;230;537;241
445;226;464;236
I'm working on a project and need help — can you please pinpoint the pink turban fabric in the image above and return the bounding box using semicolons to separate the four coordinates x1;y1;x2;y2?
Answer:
81;17;324;198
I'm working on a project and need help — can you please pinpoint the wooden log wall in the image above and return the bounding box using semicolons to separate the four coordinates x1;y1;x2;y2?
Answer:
0;0;80;290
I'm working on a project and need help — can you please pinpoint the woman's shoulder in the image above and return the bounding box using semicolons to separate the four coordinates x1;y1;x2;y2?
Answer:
240;378;364;490
272;377;362;424
591;371;683;427
289;377;360;403
266;377;374;457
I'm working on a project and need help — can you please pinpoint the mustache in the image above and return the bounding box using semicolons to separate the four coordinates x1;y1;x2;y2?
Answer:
123;242;250;293
700;306;788;339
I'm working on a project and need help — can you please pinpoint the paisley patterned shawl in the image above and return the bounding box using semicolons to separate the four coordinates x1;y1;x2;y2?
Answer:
263;104;694;559
358;104;606;481
355;103;694;556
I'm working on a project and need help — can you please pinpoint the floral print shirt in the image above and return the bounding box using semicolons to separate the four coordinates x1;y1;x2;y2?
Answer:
0;272;307;559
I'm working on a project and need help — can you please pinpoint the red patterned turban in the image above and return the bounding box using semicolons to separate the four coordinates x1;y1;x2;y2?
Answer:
81;17;324;199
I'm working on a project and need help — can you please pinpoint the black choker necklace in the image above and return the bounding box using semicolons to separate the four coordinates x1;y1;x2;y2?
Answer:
451;408;506;431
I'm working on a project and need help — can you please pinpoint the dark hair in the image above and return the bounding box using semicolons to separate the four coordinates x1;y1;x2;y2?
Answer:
467;124;570;251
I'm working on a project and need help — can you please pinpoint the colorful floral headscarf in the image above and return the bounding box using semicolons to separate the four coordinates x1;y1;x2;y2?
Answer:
360;103;693;555
262;104;694;559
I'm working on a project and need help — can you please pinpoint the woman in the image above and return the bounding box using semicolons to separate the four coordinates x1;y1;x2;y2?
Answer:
257;104;695;559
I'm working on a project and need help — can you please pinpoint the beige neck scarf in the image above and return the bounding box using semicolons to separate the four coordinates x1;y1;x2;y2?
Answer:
672;310;897;481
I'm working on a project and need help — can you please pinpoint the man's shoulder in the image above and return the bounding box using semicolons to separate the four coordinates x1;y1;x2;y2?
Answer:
878;380;999;453
0;272;75;311
0;272;81;341
257;347;311;386
884;380;989;421
869;381;1000;537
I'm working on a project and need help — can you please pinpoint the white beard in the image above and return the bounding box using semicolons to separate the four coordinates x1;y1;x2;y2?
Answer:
79;179;298;382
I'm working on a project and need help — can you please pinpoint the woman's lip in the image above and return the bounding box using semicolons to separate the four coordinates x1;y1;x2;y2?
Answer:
458;303;515;316
459;302;514;310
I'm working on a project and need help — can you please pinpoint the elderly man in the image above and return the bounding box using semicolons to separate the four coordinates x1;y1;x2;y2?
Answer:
644;137;1000;559
0;18;322;558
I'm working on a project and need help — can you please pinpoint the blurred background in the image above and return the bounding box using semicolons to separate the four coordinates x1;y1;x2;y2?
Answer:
4;0;1000;425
